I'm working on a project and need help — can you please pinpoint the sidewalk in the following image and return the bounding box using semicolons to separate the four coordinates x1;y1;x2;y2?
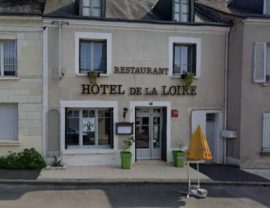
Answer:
38;160;210;183
0;161;269;184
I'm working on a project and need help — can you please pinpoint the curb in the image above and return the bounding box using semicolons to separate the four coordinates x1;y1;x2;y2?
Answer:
0;179;269;186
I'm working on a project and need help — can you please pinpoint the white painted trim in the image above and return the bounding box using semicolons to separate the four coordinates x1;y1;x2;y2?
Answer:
42;27;48;156
169;36;201;78
129;101;171;164
60;100;118;154
75;32;112;75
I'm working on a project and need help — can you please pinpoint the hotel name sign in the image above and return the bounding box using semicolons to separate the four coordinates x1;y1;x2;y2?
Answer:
81;66;197;96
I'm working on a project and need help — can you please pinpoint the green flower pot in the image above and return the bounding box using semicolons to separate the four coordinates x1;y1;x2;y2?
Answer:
172;150;185;167
120;151;132;169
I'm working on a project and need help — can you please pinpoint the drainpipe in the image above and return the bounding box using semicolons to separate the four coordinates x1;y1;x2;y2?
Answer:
51;21;69;80
223;27;231;165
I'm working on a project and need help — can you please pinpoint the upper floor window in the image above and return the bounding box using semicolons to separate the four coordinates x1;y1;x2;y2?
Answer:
75;32;112;76
173;43;196;76
80;0;102;17
253;42;270;83
79;40;107;74
264;0;270;15
173;0;190;22
0;41;17;77
169;37;201;77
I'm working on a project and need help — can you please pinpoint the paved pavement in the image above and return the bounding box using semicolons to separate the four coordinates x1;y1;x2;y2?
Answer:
0;161;269;184
38;160;210;183
0;183;269;208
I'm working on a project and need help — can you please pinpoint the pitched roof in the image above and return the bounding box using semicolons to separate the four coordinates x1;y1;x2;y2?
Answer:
0;0;45;15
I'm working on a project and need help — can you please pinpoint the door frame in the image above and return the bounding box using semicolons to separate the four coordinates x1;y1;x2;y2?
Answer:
130;101;171;164
135;107;163;160
191;109;223;164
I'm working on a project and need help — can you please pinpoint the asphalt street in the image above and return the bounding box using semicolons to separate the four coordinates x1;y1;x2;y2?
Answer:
0;183;269;208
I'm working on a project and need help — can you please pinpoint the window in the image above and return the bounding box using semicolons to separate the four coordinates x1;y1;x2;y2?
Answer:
264;0;270;15
81;0;102;17
174;0;189;22
75;32;112;75
169;37;201;77
173;43;196;75
263;113;270;151
65;108;113;149
253;42;270;83
0;41;17;77
0;104;18;140
79;40;107;74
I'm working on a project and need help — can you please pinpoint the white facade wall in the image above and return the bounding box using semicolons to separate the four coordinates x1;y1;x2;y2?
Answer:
0;17;43;154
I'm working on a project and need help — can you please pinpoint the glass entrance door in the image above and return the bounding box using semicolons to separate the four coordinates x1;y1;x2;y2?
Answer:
135;108;162;160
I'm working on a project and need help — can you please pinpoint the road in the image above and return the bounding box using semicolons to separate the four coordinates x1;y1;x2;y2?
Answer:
0;183;269;208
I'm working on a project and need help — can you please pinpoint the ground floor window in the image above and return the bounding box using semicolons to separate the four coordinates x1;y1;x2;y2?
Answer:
0;104;18;140
65;108;113;149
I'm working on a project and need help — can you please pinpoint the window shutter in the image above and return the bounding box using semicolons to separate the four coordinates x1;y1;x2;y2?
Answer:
254;42;266;83
263;113;270;151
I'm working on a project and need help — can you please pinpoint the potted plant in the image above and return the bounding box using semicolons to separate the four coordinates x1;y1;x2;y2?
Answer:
181;72;195;88
87;71;100;85
172;139;185;167
120;136;134;169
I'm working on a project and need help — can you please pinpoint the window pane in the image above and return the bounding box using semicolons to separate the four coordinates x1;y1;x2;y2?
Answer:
65;110;79;147
82;7;90;16
93;41;106;73
174;3;180;13
83;110;95;145
91;8;101;17
180;46;188;73
0;104;18;140
4;43;16;76
83;0;90;7
173;45;181;75
98;109;113;146
92;0;101;8
80;41;91;73
174;13;180;21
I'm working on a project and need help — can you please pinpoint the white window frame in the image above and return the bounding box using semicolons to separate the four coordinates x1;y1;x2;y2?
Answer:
81;0;102;17
169;37;201;78
75;32;112;76
173;0;189;22
60;100;118;154
0;41;17;77
65;108;114;149
253;42;270;84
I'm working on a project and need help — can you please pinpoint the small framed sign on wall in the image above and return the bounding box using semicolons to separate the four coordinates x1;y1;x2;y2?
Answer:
116;122;134;135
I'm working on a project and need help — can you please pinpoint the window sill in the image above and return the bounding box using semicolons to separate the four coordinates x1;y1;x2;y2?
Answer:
63;149;117;155
76;73;109;77
0;140;21;146
0;76;19;80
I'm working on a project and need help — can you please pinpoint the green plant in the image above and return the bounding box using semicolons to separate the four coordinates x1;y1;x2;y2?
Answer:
87;71;100;84
121;136;134;152
0;148;46;170
175;138;185;151
181;72;195;88
51;155;63;168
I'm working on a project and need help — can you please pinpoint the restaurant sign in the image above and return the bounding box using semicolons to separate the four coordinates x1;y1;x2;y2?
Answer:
81;84;197;96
